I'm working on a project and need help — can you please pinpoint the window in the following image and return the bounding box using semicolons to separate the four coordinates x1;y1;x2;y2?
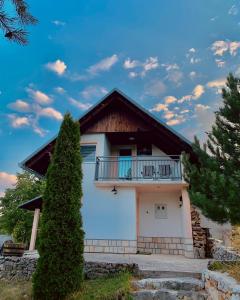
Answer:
80;145;96;162
137;144;152;156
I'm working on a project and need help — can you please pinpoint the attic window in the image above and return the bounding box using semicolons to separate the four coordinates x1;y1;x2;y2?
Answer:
80;145;96;162
137;144;152;156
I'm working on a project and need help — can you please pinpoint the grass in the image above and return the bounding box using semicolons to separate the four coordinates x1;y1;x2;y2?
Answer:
0;273;132;300
209;261;240;283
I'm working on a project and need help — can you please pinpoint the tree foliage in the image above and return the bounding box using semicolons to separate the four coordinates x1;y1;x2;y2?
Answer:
0;171;44;244
183;74;240;225
33;113;84;300
0;0;37;45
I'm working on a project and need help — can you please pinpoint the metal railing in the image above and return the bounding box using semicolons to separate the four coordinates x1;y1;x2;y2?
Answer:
95;156;182;181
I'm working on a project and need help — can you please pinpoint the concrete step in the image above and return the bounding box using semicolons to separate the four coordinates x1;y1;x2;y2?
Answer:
131;289;208;300
132;277;204;291
139;270;202;279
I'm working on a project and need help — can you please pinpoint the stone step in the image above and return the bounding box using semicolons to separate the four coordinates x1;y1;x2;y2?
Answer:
139;270;202;279
132;277;204;291
131;288;208;300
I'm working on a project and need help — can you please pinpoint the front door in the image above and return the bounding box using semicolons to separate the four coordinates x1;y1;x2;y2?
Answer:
118;149;132;179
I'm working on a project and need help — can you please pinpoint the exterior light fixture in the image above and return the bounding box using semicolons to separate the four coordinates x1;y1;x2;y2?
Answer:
129;137;135;141
111;186;117;195
179;196;183;207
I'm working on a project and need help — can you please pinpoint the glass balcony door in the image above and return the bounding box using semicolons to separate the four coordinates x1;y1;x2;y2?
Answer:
118;149;132;179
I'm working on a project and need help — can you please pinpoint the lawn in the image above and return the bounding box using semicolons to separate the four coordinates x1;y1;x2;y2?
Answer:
0;272;132;300
209;261;240;283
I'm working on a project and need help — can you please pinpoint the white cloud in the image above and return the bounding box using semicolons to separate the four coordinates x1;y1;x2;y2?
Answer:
123;58;141;69
142;57;159;72
228;5;238;15
128;71;138;78
39;107;63;120
211;40;240;56
215;59;225;68
69;97;92;110
192;84;205;99
180;109;190;114
52;20;66;26
54;87;66;94
162;63;179;71
150;103;168;112
80;86;108;100
145;80;166;97
88;54;118;75
167;117;186;126
206;78;226;88
167;70;183;84
163;111;175;120
8;100;30;112
178;95;192;103
164;96;177;104
190;57;201;64
189;48;196;53
45;59;67;75
0;172;17;197
195;104;210;111
9;115;30;128
189;71;197;80
27;88;52;105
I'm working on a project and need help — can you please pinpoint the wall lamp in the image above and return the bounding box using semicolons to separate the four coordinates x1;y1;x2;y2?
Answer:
179;196;183;207
111;186;117;195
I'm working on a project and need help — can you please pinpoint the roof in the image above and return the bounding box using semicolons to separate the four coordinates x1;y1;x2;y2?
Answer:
20;89;194;177
18;195;43;211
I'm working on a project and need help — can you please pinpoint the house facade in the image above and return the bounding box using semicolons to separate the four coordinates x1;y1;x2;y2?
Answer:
20;90;197;258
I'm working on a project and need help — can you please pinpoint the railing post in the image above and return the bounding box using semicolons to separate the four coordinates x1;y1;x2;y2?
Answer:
180;154;184;181
95;157;100;180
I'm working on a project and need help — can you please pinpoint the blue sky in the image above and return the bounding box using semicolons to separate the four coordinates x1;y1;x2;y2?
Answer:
1;0;240;194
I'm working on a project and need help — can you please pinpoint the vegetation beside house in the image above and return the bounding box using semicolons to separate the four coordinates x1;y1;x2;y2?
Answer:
183;74;240;225
33;113;84;300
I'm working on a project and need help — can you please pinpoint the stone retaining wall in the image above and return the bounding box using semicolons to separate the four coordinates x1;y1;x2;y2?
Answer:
212;244;240;261
0;255;139;281
203;270;240;300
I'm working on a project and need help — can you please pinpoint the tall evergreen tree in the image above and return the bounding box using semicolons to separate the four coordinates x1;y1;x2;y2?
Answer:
33;113;84;300
183;74;240;225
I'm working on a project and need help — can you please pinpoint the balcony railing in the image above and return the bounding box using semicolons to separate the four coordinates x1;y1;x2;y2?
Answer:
95;156;182;181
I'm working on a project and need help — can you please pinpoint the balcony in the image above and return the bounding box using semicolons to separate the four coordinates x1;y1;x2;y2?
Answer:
95;156;183;182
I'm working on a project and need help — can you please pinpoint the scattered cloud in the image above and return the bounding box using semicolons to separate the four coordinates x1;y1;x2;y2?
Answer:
27;88;52;105
38;107;63;120
80;86;108;100
195;104;210;111
210;16;218;21
178;95;192;103
164;96;177;104
145;80;166;97
8;100;30;112
228;5;238;16
166;70;183;84
192;84;205;99
186;48;201;64
54;87;66;94
189;71;197;80
215;59;225;68
167;116;186;126
0;172;17;197
180;109;190;114
188;48;196;53
150;103;168;112
68;97;92;110
124;56;159;78
9;114;30;128
52;20;66;26
88;54;119;75
206;78;226;94
163;111;175;120
45;59;67;75
211;40;240;56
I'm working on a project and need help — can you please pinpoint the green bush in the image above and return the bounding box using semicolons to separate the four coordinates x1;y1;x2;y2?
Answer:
33;113;84;300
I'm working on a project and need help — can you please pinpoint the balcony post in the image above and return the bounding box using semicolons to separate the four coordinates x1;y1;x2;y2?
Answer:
95;157;100;180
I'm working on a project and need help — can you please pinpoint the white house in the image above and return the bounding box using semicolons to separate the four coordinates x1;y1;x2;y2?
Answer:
20;89;202;258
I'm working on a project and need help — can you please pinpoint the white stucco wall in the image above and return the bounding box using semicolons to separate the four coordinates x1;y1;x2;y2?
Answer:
80;133;137;240
139;191;183;237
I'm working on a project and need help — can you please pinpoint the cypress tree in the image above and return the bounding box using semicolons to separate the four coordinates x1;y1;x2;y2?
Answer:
33;113;84;300
183;74;240;225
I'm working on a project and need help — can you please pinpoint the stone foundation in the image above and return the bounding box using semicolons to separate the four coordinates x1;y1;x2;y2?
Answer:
84;239;137;254
137;236;194;257
0;255;139;281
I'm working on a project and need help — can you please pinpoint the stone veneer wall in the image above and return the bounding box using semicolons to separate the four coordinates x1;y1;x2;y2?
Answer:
84;239;137;254
203;270;240;300
0;256;139;281
137;237;194;258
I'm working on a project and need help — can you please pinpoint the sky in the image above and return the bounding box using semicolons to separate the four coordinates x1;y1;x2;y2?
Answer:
0;0;240;195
